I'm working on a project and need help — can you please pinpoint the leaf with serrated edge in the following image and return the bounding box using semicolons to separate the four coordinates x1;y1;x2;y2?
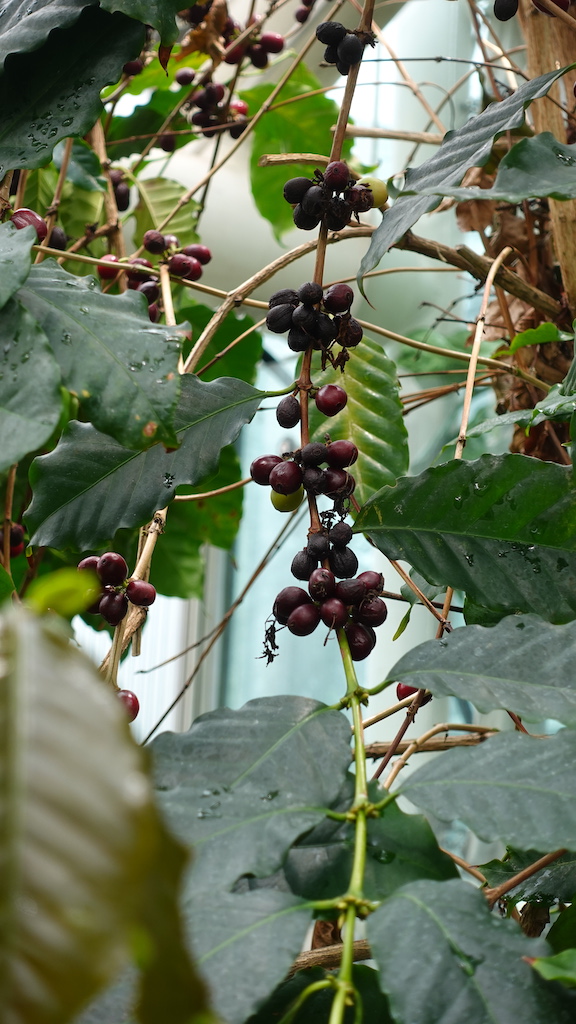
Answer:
368;879;575;1024
400;730;576;851
19;259;183;450
309;337;408;505
0;298;63;473
355;453;576;623
385;614;576;726
0;222;35;310
358;66;575;287
0;7;144;175
25;375;263;550
0;606;156;1024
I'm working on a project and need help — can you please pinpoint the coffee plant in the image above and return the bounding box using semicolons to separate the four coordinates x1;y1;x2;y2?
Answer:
4;0;576;1021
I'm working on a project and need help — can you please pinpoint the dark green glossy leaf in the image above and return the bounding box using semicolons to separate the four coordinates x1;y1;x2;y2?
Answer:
53;138;106;191
433;133;576;204
0;0;93;69
481;848;576;904
358;66;575;288
132;177;200;249
285;789;458;901
400;730;576;851
99;0;185;45
180;304;263;385
106;90;191;160
506;321;563;355
19;260;183;449
0;606;159;1024
26;374;263;550
0;6;145;175
548;905;576;953
367;879;576;1024
0;221;36;310
248;965;393;1024
309;337;408;505
151;696;352;895
188;890;311;1024
0;298;62;473
532;950;576;989
241;65;353;239
385;614;576;726
355;454;576;623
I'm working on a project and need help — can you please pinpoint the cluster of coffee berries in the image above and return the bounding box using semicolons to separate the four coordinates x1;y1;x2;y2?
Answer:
78;551;156;627
109;168;130;212
0;523;26;559
283;160;378;232
223;16;285;68
266;281;363;356
316;22;372;76
251;430;355;511
184;80;248;139
272;569;386;659
292;0;320;25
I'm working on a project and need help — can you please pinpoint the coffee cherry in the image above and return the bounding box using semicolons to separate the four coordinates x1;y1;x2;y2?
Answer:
168;254;202;279
273;586;312;624
328;521;353;547
308;568;336;601
329;546;359;579
291;304;318;333
323;283;354;313
291;549;318;581
323;468;349;495
335;578;367;605
78;555;100;572
301;184;326;216
315;384;348;416
288;327;312;352
109;169;124;187
271;486;304;512
298;281;323;306
11;208;48;241
276;395;301;428
114;182;130;211
396;682;419;701
138;280;160;303
295;6;310;22
356;597;388;627
123;59;144;76
293;205;322;231
126;579;157;607
287;603;321;636
126;257;153;285
260;31;284;53
159;133;176;152
337;34;365;66
326;440;358;469
324;45;339;65
345;621;375;661
302;466;326;495
118;689;140;722
148;303;161;322
323;161;350;192
175;67;196;85
99;591;129;626
320;597;348;629
250;454;282;485
324;198;352;232
346;184;374;215
10;542;24;558
230;98;249;116
317;313;338;345
97;255;121;280
182;244;212;264
266;303;295;333
300;441;328;466
283;177;313;204
357;571;384;593
143;229;166;254
339;318;363;348
356;176;388;208
97;552;128;586
316;21;347;45
269;461;303;494
164;233;180;249
306;532;329;559
248;43;268;68
269;288;300;308
48;225;67;250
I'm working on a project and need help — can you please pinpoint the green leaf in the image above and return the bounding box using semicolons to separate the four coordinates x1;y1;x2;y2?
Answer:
481;849;576;904
99;0;185;45
0;222;36;310
188;890;312;1024
400;730;576;851
431;133;576;204
0;6;145;174
22;167;60;217
358;66;576;287
400;569;445;607
0;297;63;473
57;183;105;247
532;949;576;989
248;965;393;1024
19;259;183;450
179;304;263;384
53;138;106;191
285;789;458;901
106;90;190;160
506;320;564;355
26;375;263;550
308;337;408;505
0;0;92;69
367;879;576;1024
26;565;100;616
241;65;353;239
0;605;158;1024
384;614;576;727
548;905;576;953
151;696;352;895
355;453;576;623
132;177;200;249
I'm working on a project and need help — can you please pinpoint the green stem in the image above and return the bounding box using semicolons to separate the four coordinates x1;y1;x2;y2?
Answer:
277;979;334;1024
327;904;357;1024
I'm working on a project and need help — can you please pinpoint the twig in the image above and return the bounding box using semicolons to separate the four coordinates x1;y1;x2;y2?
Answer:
364;729;497;758
173;477;251;502
341;126;443;145
484;848;568;908
35;136;73;264
288;940;371;977
2;464;17;573
384;723;498;790
441;848;487;884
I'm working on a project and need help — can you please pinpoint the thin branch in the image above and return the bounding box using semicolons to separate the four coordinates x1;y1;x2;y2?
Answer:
364;730;498;757
484;848;568;908
384;723;499;790
35;136;73;264
173;477;251;502
288;940;371;977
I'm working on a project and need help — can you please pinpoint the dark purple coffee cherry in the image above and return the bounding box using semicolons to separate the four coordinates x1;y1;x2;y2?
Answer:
298;281;324;306
287;603;321;636
302;467;326;495
114;182;130;211
283;177;314;204
338;317;363;348
118;689;140;722
288;327;313;352
250;454;283;485
345;621;375;661
295;6;310;22
301;184;326;216
266;303;295;334
316;313;338;345
324;44;339;64
78;555;100;572
97;552;128;586
323;283;354;313
316;21;348;45
329;521;353;547
126;579;157;607
11;208;48;241
324;198;352;231
143;229;166;254
345;184;374;213
269;288;300;307
326;440;358;469
260;31;285;53
159;133;176;152
176;67;196;85
276;395;301;428
99;591;129;626
182;243;212;264
291;303;318;333
323;468;349;495
148;303;161;322
300;442;328;466
248;43;269;68
337;34;365;66
336;60;351;77
306;532;329;559
291;549;318;581
48;225;67;250
357;571;384;592
126;256;153;285
273;586;312;624
323;160;350;192
269;461;304;495
229;121;248;139
329;546;359;579
319;597;348;629
164;233;180;249
356;597;388;627
168;254;202;279
308;567;336;601
123;59;144;76
335;578;367;606
315;384;348;416
493;0;518;17
293;205;322;231
137;280;160;303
